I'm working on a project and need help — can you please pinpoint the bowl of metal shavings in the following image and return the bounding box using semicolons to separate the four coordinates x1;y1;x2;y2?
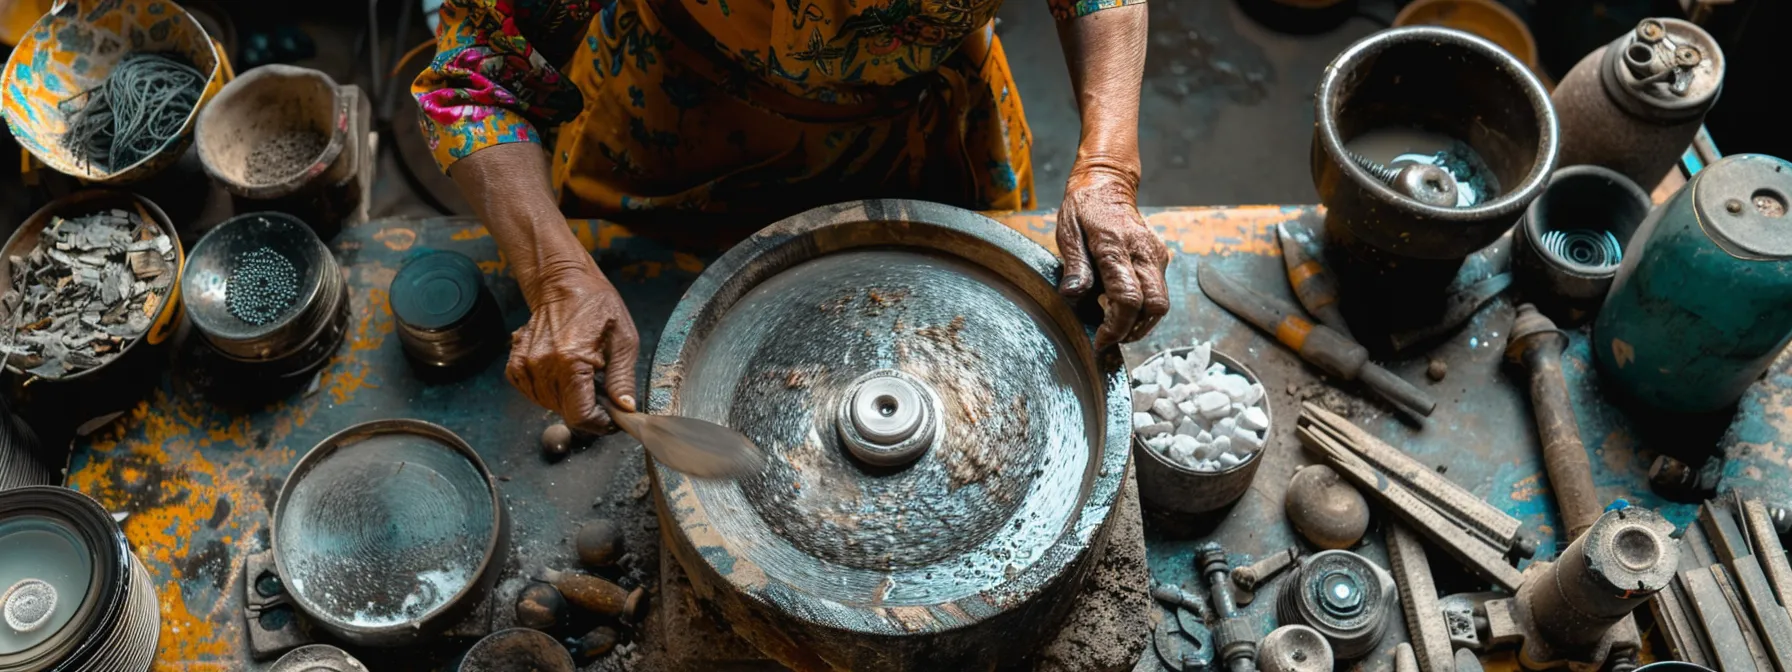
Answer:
0;191;183;383
0;0;229;184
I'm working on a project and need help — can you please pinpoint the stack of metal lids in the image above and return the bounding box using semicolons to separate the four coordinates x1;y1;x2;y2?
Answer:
388;251;502;369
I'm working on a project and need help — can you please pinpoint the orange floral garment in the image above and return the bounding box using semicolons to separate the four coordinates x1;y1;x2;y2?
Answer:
412;0;1136;220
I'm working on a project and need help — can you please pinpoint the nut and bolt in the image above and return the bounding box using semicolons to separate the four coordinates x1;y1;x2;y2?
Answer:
1636;19;1666;43
1200;543;1259;672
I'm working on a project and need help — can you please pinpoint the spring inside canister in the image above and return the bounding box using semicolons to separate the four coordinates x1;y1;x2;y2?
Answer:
1540;229;1624;269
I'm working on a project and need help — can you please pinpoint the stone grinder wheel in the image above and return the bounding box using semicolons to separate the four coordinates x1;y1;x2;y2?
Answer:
649;200;1131;670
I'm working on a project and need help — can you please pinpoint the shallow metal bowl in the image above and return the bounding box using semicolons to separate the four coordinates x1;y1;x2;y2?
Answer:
271;420;509;648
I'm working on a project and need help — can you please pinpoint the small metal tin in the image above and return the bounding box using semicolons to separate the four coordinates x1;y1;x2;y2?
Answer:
271;419;510;648
269;644;366;671
458;628;575;672
183;212;349;381
1132;347;1270;515
1514;165;1652;326
0;486;161;672
389;251;503;370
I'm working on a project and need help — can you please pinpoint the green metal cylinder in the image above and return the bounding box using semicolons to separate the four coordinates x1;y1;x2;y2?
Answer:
1595;154;1792;413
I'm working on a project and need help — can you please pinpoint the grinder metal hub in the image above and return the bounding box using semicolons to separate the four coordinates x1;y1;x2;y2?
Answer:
837;369;941;466
651;200;1129;669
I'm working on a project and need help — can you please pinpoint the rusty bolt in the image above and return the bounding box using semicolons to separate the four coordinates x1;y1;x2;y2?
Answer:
1636;19;1666;43
1675;46;1702;68
1727;199;1746;214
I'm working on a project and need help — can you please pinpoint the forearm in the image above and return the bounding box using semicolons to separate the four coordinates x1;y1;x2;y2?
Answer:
450;143;605;307
1057;4;1148;186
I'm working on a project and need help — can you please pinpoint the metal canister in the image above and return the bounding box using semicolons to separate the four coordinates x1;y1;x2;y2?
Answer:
1553;18;1724;188
0;486;162;672
389;251;503;370
1595;154;1792;413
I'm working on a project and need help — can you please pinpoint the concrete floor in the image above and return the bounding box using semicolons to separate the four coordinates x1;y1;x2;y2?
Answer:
995;0;1394;208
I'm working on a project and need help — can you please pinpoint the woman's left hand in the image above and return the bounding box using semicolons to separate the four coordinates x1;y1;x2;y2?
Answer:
1056;165;1170;350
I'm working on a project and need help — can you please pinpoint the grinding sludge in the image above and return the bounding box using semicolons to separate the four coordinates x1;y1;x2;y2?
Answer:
1131;342;1267;472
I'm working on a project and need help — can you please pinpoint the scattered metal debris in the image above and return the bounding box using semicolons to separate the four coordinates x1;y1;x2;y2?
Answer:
2;209;174;379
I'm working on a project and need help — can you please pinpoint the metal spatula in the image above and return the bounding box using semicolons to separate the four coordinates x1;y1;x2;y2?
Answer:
602;399;766;479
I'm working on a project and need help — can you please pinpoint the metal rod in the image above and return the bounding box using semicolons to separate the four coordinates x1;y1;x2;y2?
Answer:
1505;304;1600;539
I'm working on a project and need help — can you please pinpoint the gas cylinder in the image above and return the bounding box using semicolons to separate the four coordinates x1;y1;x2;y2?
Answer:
1595;154;1792;413
1552;18;1724;189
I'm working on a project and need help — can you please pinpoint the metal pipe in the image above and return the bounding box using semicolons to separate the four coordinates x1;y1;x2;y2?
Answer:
1506;304;1600;538
1201;543;1259;672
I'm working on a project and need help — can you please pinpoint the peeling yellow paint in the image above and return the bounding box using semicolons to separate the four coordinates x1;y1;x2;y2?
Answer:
450;225;489;241
1509;473;1545;502
673;252;705;274
373;227;417;251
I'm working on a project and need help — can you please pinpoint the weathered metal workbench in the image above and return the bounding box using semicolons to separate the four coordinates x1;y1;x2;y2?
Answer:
59;205;1792;670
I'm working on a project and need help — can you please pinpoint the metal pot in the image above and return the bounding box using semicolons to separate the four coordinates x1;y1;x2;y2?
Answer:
270;420;509;648
1131;347;1269;515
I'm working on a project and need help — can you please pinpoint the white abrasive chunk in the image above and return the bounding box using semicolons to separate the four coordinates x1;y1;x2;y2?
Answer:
1239;406;1270;432
1171;442;1196;464
1218;452;1243;468
1139;422;1174;438
1172;355;1200;384
1178;400;1199;418
1214;374;1253;403
1214;417;1237;440
1195;391;1232;420
1156;369;1175;389
1131;384;1162;410
1242;383;1265;406
1146;434;1174;451
1193;440;1219;461
1186;343;1211;372
1134;412;1156;430
1152;398;1181;422
1168;383;1197;402
1132;360;1161;384
1175;418;1202;438
1196;430;1214;444
1206;362;1227;379
1212;435;1233;455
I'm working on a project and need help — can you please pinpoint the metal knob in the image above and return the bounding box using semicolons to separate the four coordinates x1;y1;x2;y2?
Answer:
838;370;939;467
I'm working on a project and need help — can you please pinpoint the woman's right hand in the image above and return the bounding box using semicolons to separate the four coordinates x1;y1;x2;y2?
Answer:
506;257;641;433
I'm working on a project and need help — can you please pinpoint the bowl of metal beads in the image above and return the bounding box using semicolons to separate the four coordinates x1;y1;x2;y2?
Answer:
180;212;348;379
0;0;229;184
0;190;183;385
1130;343;1272;515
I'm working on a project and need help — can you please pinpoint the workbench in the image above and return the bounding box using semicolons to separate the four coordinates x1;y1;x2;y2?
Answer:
56;206;1792;670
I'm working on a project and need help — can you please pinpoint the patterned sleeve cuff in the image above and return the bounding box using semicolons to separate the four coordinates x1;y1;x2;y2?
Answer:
418;103;544;173
1048;0;1145;21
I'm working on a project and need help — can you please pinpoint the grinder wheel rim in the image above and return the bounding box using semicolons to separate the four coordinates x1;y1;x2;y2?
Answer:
648;200;1129;656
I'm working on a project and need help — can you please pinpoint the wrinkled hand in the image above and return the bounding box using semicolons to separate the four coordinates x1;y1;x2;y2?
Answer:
1056;167;1170;349
507;259;641;433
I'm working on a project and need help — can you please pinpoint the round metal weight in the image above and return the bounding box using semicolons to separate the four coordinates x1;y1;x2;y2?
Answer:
0;486;161;672
1132;347;1269;515
1277;550;1397;661
1259;624;1334;672
389;251;503;370
271;420;510;648
649;200;1130;669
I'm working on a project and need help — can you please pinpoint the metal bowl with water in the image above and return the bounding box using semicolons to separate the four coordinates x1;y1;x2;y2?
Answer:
271;420;509;648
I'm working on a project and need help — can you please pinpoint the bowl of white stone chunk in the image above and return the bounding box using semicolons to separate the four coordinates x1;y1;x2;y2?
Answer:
1130;343;1271;515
